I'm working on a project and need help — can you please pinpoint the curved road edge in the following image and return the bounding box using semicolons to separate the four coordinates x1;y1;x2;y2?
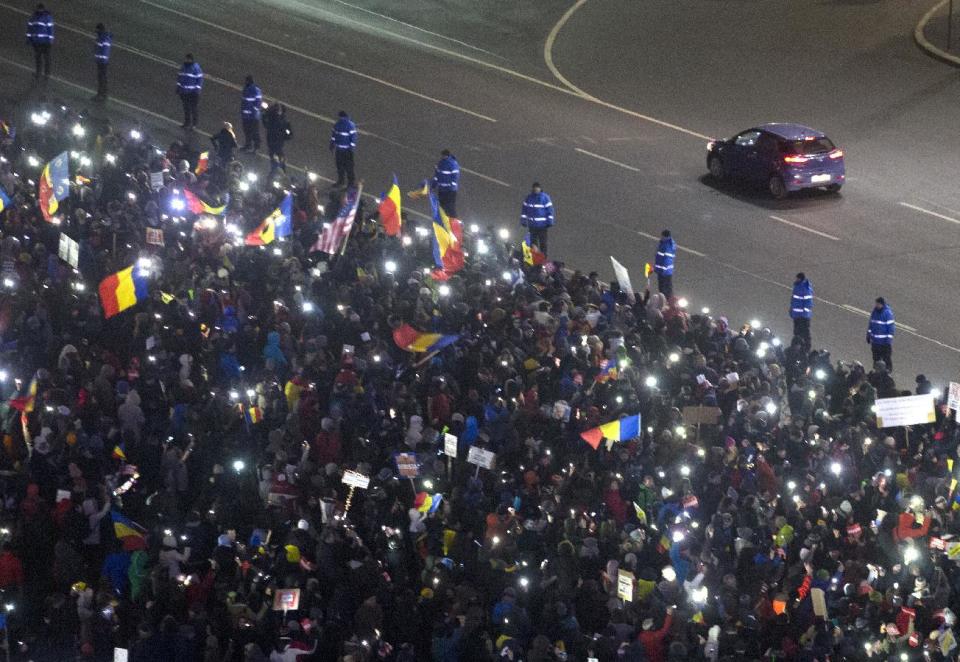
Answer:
915;0;960;67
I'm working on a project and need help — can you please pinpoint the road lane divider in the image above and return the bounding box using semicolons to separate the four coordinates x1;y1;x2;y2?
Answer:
573;147;640;173
898;202;960;226
768;215;840;241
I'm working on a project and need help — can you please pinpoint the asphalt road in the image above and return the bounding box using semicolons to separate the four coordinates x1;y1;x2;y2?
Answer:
0;0;957;384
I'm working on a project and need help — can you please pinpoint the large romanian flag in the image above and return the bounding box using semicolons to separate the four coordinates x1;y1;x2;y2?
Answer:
183;189;227;215
379;175;402;236
245;215;276;246
430;192;463;279
392;323;458;354
98;265;149;318
38;151;69;222
580;413;641;450
112;510;147;551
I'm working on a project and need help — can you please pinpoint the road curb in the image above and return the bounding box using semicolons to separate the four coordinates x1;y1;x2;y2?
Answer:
915;0;960;67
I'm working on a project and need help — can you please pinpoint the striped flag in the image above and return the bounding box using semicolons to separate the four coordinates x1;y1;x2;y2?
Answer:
38;151;69;222
379;175;402;236
580;413;641;450
522;233;546;266
312;185;362;254
392;323;458;353
194;151;209;176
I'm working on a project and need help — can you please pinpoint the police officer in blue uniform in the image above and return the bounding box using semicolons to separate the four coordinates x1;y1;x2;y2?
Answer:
93;23;112;100
868;296;895;370
432;149;460;217
176;53;204;129
240;75;262;152
654;229;676;298
329;111;358;187
790;272;813;348
26;3;54;81
520;182;555;254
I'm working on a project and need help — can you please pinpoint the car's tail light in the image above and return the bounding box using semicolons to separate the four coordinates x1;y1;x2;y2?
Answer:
784;155;809;164
828;149;843;159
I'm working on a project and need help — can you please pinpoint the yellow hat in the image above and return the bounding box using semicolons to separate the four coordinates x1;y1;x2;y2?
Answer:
71;581;87;593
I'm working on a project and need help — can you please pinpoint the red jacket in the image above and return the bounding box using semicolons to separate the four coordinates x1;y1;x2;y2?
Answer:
639;612;672;662
0;551;24;589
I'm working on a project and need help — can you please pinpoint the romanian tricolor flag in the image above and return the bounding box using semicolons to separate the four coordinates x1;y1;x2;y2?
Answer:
392;323;458;354
270;192;294;238
0;188;11;215
9;374;37;413
579;413;641;450
112;444;126;461
183;189;227;215
430;193;463;279
244;405;262;425
522;233;547;266
245;215;276;246
98;264;149;319
38;151;69;222
111;510;147;551
379;175;402;237
594;360;618;384
644;263;654;279
407;179;429;200
194;151;209;176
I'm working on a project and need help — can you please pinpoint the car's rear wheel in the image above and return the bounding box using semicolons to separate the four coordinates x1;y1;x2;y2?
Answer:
825;183;842;193
708;156;725;181
768;175;787;199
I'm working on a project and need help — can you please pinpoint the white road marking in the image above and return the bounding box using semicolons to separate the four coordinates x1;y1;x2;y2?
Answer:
544;0;711;141
0;3;510;189
327;0;507;58
842;304;916;332
0;54;435;222
898;202;960;226
134;0;497;123
574;148;640;172
768;215;840;241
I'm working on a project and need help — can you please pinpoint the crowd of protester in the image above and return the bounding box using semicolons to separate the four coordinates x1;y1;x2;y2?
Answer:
0;99;956;662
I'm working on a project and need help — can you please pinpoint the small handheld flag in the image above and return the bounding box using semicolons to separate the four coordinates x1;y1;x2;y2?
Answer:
644;263;653;279
522;233;547;266
98;264;149;318
407;180;429;200
430;192;463;279
0;188;11;215
379;175;402;236
312;185;362;254
194;151;209;176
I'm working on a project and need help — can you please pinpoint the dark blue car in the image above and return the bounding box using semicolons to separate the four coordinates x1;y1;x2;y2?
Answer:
706;123;845;199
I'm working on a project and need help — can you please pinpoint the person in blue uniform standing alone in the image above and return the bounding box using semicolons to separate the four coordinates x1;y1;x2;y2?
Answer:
654;230;676;298
93;23;111;100
520;182;555;254
26;3;54;81
432;149;460;217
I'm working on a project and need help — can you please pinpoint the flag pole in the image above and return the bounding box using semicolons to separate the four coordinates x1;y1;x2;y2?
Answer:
338;182;363;257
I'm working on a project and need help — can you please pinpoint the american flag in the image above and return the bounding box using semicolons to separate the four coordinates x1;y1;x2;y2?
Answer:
312;185;362;255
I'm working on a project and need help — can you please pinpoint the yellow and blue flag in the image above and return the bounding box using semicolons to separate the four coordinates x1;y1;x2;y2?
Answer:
429;192;463;278
392;323;458;353
39;151;69;222
0;188;9;214
271;192;294;238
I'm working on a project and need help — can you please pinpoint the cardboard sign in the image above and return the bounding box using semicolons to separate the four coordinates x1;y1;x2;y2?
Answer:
114;649;129;662
810;587;827;617
467;446;496;470
272;588;301;611
617;569;634;602
682;406;722;426
394;452;419;478
443;433;458;458
949;382;960;412
341;470;370;489
149;171;164;191
145;227;165;247
930;537;946;551
682;494;699;510
58;233;80;269
609;256;635;304
875;394;936;428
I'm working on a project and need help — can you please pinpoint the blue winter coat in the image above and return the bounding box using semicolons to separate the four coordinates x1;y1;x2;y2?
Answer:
330;116;357;151
868;304;895;345
240;82;262;120
176;61;203;94
790;279;813;319
432;155;460;191
520;191;554;228
26;10;53;45
94;30;111;62
654;237;676;275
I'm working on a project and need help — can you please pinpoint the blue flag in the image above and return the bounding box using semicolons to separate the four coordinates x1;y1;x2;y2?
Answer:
270;192;294;238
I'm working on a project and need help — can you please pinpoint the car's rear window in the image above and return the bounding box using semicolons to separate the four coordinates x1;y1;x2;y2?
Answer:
780;138;835;155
